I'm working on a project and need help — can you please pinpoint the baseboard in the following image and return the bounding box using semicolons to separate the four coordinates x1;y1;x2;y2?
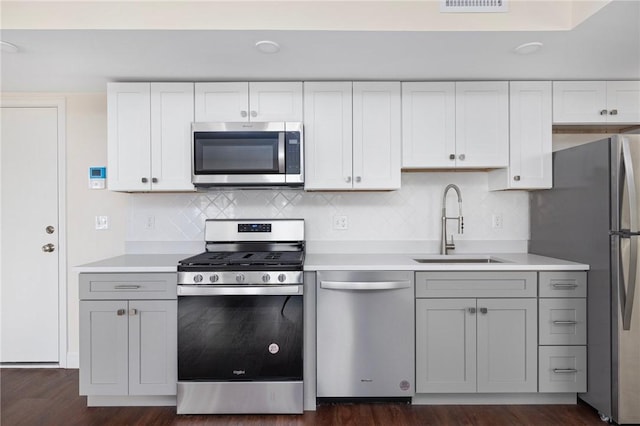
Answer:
66;352;79;369
412;393;577;405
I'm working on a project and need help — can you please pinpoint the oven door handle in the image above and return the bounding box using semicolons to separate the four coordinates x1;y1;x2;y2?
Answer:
178;285;303;296
320;280;411;291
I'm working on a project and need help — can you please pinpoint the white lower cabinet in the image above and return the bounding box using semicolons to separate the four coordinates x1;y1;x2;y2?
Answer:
79;273;177;399
415;272;538;394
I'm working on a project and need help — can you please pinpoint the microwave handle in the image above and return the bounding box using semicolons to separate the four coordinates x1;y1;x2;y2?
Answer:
278;132;286;173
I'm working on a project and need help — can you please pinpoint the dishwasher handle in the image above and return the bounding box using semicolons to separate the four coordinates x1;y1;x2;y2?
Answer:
320;280;411;291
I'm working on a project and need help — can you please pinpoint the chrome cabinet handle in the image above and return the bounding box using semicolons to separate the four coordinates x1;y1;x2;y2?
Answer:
610;109;618;116
46;225;55;234
553;368;578;374
552;283;578;288
240;110;248;118
345;176;352;183
117;309;126;316
600;109;608;116
250;110;258;118
129;309;138;316
513;175;521;181
41;243;55;253
114;285;141;290
141;177;148;183
151;177;158;184
479;307;488;314
553;320;578;325
355;176;362;183
458;154;466;161
449;154;456;160
468;307;476;314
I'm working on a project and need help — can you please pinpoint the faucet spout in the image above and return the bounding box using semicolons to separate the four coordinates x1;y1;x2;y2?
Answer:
441;184;464;255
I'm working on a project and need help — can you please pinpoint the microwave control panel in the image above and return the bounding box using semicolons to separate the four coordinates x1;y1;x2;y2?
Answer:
285;132;301;174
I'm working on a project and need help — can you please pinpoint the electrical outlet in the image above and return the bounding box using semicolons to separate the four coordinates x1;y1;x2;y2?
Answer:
95;215;109;230
492;213;503;229
145;215;155;230
333;215;348;230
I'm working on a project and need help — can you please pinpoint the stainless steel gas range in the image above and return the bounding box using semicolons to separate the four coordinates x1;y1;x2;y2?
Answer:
176;219;305;415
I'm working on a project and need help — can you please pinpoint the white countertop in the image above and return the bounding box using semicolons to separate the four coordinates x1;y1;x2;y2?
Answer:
74;254;194;273
303;253;589;271
75;252;588;273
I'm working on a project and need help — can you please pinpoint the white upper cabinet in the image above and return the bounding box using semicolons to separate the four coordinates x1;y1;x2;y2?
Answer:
401;81;508;169
108;82;194;192
553;81;640;124
304;81;401;190
489;81;552;191
455;82;509;168
303;82;353;190
401;82;456;169
194;82;303;122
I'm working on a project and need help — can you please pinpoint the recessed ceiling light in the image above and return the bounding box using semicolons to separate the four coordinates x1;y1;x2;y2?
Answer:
513;41;543;55
1;41;19;53
255;40;280;54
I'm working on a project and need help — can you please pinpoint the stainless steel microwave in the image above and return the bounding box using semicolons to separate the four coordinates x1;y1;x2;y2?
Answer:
192;122;304;188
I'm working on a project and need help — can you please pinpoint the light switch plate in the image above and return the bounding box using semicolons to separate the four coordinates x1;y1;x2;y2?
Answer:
95;216;109;230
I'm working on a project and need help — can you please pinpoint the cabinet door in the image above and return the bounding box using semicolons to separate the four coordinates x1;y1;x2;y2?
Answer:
489;81;552;190
455;82;509;168
552;81;607;124
194;82;249;122
107;82;152;191
303;82;353;190
79;300;129;396
128;300;177;396
249;82;303;122
606;81;640;124
150;83;195;191
353;82;401;190
476;298;537;393
416;299;476;393
401;82;456;169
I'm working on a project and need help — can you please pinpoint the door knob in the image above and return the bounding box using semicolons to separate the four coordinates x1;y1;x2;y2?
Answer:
46;226;55;234
250;111;258;118
240;110;248;118
41;243;55;253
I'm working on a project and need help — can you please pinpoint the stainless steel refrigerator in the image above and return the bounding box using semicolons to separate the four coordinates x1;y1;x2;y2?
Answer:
530;134;640;424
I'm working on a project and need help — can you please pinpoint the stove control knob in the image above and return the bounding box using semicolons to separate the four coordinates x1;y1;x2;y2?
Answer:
236;273;245;283
209;274;219;283
278;273;287;283
193;274;203;283
262;274;271;283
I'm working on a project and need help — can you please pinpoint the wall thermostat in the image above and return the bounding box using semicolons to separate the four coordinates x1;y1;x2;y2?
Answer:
89;167;107;189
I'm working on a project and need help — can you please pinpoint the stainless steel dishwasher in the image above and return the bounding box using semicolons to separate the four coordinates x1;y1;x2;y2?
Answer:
316;270;414;399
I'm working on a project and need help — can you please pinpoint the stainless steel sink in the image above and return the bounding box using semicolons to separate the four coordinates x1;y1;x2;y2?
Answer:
413;256;507;264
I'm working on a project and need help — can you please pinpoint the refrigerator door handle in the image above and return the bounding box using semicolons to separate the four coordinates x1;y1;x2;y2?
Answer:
620;137;637;330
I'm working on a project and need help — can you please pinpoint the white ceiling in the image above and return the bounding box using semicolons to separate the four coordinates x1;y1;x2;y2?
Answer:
1;0;638;92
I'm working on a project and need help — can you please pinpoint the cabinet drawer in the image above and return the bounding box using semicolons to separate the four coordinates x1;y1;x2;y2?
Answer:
539;299;586;345
415;272;537;298
539;272;587;298
79;273;177;300
539;346;587;393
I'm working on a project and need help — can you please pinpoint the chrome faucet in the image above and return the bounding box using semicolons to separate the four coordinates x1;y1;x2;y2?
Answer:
441;184;464;255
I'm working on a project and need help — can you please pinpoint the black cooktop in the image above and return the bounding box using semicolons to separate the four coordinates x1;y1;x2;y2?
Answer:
178;250;304;271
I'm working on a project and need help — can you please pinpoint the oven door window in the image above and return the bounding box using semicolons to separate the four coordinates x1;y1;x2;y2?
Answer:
178;295;303;381
194;132;283;175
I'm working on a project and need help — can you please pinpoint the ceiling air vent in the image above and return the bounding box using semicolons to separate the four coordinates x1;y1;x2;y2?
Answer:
440;0;508;13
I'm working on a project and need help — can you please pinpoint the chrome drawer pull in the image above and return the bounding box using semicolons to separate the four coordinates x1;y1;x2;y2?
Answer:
552;283;578;288
553;368;578;374
114;285;141;289
553;320;578;325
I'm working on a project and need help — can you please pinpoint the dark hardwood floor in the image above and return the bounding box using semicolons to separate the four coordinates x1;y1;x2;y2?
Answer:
1;369;605;426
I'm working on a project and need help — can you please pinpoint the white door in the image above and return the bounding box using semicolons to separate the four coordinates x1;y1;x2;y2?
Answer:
249;82;303;122
194;82;249;122
1;106;60;362
607;81;640;124
552;81;607;124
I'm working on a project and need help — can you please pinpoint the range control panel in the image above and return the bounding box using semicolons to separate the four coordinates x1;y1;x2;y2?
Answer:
238;223;272;233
